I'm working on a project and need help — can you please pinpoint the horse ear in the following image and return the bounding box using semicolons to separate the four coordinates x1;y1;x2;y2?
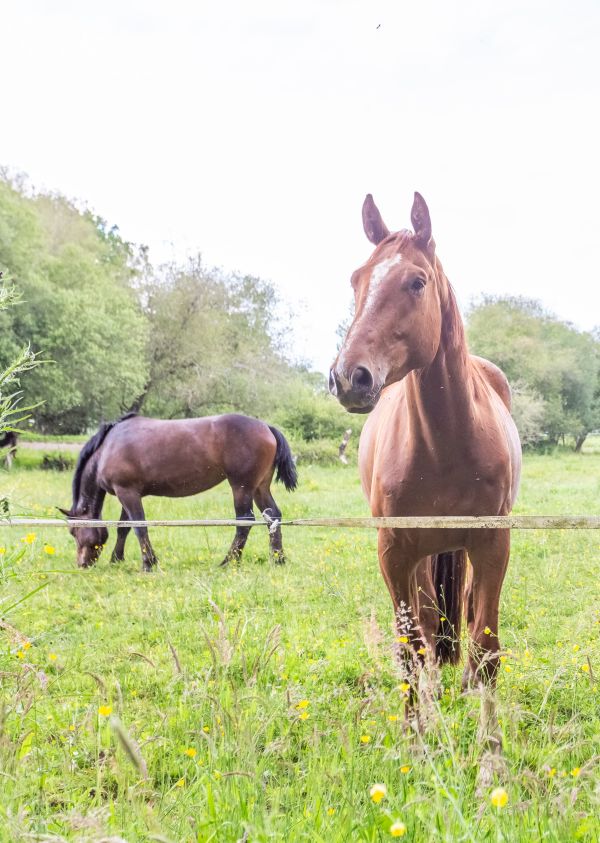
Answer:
362;194;389;245
411;191;433;249
56;506;73;517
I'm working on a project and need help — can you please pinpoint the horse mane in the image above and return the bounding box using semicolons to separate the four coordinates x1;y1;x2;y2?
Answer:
71;412;137;512
434;256;468;362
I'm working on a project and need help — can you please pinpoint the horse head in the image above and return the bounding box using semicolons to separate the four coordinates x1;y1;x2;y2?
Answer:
330;192;444;412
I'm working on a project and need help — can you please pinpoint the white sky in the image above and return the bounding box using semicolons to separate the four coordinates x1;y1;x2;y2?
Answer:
2;0;600;372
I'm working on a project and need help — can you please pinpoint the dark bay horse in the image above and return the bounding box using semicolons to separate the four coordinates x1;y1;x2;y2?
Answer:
60;413;297;570
330;192;521;731
0;431;18;469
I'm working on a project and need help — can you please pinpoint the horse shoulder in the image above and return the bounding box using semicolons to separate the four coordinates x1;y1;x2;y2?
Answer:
471;355;512;411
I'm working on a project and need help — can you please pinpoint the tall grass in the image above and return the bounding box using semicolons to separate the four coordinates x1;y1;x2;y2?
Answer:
0;449;599;841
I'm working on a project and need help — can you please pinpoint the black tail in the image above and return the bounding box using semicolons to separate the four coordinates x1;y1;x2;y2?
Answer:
268;426;298;492
432;549;467;665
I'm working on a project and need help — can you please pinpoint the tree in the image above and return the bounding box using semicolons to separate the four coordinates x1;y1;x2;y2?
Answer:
0;176;149;432
467;296;600;449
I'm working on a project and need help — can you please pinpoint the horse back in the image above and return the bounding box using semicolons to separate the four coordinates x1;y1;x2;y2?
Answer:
96;414;277;497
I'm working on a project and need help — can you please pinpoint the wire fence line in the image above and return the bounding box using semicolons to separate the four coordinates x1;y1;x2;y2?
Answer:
2;515;600;530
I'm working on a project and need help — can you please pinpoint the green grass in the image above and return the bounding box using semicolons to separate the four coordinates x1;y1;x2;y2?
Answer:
0;449;599;841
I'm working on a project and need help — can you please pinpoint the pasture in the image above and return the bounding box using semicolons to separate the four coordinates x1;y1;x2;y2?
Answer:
1;448;600;842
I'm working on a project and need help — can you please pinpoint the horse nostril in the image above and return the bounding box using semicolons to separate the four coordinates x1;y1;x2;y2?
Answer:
328;368;338;396
350;366;373;392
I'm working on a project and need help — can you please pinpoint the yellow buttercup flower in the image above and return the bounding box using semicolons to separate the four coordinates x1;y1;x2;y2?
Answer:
22;533;36;544
396;635;409;644
175;777;185;787
48;653;57;662
184;747;197;758
484;626;491;635
400;765;411;774
296;699;309;709
417;647;427;656
369;783;387;803
43;544;55;555
98;705;112;717
327;807;335;816
0;547;6;554
581;664;590;673
571;767;581;777
360;734;371;744
390;820;407;837
490;787;508;808
299;711;310;721
400;682;410;693
388;714;399;722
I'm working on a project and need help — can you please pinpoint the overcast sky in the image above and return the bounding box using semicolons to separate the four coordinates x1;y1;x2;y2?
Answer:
3;0;600;372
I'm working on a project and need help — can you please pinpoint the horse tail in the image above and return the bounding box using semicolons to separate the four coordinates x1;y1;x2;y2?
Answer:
70;412;137;512
268;426;298;492
432;549;467;665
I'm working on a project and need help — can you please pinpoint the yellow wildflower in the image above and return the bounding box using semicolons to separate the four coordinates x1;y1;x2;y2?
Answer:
396;636;409;644
360;735;371;744
388;715;399;722
327;807;335;816
548;768;556;777
571;767;581;777
202;725;210;733
43;544;55;555
184;747;197;758
400;682;410;693
48;653;57;662
369;783;387;803
16;651;25;660
23;641;31;650
175;777;185;787
400;765;411;774
490;787;508;808
573;644;580;652
484;626;491;635
417;647;427;656
22;533;36;544
0;547;5;554
98;705;112;717
581;664;590;673
299;711;310;721
296;699;309;709
390;820;407;837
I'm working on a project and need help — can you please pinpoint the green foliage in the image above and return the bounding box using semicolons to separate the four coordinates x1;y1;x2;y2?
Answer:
468;296;600;449
1;453;600;839
0;175;149;432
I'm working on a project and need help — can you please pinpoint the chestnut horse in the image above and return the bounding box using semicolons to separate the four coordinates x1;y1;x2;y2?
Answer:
60;413;297;570
330;193;521;720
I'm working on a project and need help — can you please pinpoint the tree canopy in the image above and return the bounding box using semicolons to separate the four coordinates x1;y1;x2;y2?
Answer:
467;296;600;449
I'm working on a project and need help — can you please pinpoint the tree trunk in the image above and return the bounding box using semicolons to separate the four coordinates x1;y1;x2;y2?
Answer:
574;433;587;453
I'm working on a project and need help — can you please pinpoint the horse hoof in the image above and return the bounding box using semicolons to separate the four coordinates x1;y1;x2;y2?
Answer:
272;554;286;565
110;556;124;565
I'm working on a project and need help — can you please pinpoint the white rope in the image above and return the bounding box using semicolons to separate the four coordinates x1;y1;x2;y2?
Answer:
2;515;600;530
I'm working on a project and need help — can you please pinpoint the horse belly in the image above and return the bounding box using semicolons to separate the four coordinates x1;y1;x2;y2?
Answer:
140;464;227;498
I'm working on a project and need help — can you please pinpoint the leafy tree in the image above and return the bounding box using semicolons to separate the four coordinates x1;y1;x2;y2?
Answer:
0;175;149;432
467;296;600;449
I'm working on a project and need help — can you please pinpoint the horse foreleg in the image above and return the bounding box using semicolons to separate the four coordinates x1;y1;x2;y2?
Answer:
465;528;510;766
110;507;130;563
254;486;285;564
378;530;424;719
114;489;158;572
220;487;255;567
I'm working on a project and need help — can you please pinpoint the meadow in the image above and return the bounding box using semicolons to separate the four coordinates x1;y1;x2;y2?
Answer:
1;446;599;842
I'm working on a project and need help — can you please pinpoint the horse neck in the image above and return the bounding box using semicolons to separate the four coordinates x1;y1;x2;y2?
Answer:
75;454;105;517
405;264;474;437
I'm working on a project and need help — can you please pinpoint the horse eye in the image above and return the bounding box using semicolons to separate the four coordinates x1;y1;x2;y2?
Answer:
411;278;426;293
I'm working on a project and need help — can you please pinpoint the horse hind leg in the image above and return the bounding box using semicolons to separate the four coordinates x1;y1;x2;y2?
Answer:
220;486;255;567
254;484;285;564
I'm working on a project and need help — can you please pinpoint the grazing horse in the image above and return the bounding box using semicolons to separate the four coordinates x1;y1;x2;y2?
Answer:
59;413;297;570
0;431;18;470
330;192;521;726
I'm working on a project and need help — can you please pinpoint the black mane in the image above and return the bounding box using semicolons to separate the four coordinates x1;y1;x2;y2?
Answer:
71;413;137;511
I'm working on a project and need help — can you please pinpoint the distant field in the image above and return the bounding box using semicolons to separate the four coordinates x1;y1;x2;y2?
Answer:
0;450;599;841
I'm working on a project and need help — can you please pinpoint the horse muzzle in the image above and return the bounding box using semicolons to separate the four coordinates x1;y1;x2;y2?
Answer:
329;365;381;413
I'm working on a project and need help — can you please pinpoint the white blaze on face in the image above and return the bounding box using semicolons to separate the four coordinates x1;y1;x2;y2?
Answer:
338;253;403;377
364;254;403;313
